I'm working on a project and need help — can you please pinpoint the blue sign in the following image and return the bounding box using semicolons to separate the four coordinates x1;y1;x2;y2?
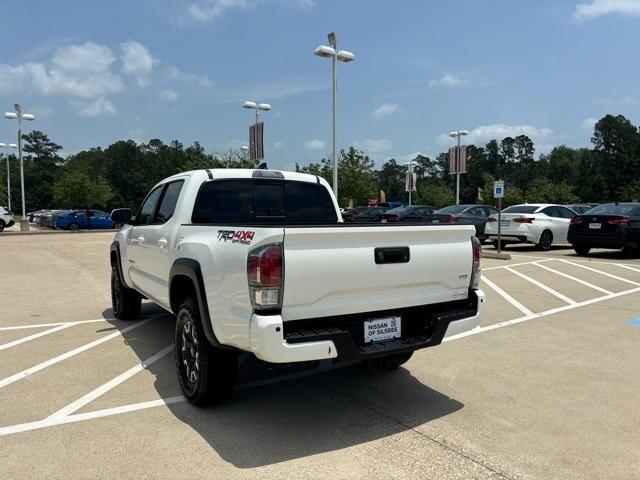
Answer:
628;318;640;326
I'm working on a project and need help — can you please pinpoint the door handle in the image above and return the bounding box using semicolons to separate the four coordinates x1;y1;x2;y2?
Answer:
157;237;168;247
137;235;145;244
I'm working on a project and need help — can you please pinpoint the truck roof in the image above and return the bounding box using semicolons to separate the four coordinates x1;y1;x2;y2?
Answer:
162;168;321;184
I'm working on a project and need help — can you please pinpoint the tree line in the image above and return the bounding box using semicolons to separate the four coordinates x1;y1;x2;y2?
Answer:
1;114;638;214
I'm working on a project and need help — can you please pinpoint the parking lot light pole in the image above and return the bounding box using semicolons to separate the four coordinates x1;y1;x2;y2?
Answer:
314;32;355;200
4;104;35;231
404;160;417;205
0;142;18;212
242;101;271;163
449;130;469;205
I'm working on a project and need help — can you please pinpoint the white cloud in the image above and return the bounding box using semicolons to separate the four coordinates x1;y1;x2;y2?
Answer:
582;117;598;130
274;141;285;150
429;73;469;87
353;139;394;156
436;124;555;151
574;0;640;20
166;66;214;87
304;139;326;150
159;89;179;101
186;0;258;21
372;103;400;119
32;106;54;118
121;41;157;86
76;97;116;117
0;42;124;116
182;0;314;22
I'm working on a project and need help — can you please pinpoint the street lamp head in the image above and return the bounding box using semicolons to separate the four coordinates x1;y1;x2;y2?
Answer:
257;103;271;111
242;101;258;109
449;131;458;138
9;143;17;148
314;45;336;58
0;143;5;148
240;146;249;151
337;50;355;62
459;130;469;136
21;113;35;121
4;112;18;120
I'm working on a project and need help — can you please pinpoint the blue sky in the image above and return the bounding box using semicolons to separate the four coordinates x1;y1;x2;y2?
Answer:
1;0;639;170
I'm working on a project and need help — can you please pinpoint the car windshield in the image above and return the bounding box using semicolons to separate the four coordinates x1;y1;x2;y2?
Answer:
502;205;539;214
586;204;639;215
436;205;467;214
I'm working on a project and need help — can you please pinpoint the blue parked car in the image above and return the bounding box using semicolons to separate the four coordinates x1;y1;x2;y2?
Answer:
55;210;115;230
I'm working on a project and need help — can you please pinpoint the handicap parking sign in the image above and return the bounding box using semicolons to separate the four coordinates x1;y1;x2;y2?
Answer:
494;180;504;199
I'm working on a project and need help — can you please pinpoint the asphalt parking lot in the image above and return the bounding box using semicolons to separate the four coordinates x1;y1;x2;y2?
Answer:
1;233;639;479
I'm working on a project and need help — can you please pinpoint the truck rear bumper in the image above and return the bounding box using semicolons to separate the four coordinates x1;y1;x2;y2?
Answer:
249;289;485;364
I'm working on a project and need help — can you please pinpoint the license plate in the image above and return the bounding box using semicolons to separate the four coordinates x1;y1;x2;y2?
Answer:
589;223;601;229
381;218;387;223
501;220;510;226
432;219;439;223
364;316;401;343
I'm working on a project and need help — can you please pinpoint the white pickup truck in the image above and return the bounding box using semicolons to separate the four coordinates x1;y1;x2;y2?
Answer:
110;169;485;405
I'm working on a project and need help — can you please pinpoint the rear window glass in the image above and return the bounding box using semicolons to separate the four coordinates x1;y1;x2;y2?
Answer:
192;179;338;224
436;205;467;214
502;205;539;214
586;204;639;215
387;207;410;214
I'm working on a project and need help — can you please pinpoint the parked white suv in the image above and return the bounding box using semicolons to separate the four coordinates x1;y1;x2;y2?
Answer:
110;169;485;405
0;206;15;232
485;203;578;250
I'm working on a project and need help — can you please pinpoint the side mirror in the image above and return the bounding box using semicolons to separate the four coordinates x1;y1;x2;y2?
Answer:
111;208;133;225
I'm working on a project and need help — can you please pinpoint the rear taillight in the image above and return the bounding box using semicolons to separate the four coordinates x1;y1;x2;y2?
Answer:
470;236;481;290
443;215;459;223
487;217;497;222
570;217;583;225
513;217;535;223
389;215;402;222
609;218;631;226
247;243;283;311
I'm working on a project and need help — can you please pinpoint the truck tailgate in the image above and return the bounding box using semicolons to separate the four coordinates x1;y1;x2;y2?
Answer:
281;225;475;321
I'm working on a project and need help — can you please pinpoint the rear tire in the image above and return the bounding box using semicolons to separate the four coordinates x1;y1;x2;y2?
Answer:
175;298;238;406
537;230;553;251
111;265;141;320
69;222;80;231
0;220;5;232
574;246;590;256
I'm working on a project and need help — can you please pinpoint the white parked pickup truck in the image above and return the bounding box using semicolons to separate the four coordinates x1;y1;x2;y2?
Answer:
110;169;485;405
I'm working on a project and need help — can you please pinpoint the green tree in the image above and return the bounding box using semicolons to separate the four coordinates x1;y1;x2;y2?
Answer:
524;178;578;204
376;159;407;202
592;114;640;199
53;172;113;209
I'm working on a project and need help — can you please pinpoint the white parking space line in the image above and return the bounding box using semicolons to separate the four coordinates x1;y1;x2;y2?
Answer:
0;318;108;331
48;344;174;420
446;286;640;342
558;259;640;286
616;264;640;274
504;266;578;305
0;395;186;437
0;317;156;390
0;324;74;352
480;277;535;317
533;262;613;295
483;259;553;271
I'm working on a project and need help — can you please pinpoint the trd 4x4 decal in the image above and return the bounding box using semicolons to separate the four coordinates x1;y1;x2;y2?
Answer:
217;230;255;245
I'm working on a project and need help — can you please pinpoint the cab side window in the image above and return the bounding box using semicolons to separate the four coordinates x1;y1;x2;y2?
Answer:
155;180;185;224
541;206;558;217
470;207;486;216
136;186;164;225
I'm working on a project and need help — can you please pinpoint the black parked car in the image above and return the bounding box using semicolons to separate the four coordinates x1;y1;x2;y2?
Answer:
378;205;437;223
429;204;499;242
344;206;389;222
568;203;640;256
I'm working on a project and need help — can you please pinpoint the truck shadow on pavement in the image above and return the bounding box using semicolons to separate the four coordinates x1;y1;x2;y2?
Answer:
103;303;464;469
